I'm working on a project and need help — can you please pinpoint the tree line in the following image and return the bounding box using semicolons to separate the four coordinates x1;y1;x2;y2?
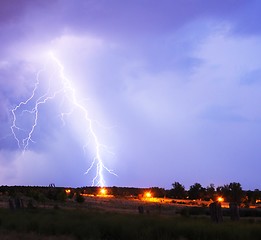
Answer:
0;182;261;206
169;182;261;206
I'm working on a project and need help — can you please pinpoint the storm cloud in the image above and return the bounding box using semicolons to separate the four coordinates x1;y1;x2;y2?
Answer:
1;0;261;189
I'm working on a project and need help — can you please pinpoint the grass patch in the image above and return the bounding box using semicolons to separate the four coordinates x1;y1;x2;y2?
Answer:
0;208;261;239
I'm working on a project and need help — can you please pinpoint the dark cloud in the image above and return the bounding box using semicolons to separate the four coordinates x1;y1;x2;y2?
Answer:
0;0;254;47
0;0;30;24
230;0;261;36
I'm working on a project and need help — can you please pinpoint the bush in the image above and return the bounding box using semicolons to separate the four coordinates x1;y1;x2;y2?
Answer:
75;194;84;203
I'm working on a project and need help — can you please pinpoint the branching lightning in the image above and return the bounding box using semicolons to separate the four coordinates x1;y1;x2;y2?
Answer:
10;52;116;187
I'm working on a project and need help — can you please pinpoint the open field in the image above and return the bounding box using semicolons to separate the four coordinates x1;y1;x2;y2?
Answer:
1;207;261;240
1;195;261;239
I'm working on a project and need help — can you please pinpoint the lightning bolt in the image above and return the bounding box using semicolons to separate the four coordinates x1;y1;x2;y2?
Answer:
10;52;117;187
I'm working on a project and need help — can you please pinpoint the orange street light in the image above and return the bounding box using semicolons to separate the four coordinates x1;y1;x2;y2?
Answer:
145;191;152;198
65;189;71;194
100;188;107;195
217;196;224;202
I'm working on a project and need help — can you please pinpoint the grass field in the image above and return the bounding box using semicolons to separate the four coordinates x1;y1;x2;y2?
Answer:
1;207;261;240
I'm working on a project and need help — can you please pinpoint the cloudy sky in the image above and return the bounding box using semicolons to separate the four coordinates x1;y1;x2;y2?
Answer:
0;0;261;190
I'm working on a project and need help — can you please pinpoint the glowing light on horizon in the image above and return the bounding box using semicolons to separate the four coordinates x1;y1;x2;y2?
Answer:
10;51;117;187
217;196;224;202
65;189;71;194
144;191;152;198
100;187;107;195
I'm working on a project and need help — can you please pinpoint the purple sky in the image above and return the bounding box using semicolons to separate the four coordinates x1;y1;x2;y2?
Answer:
1;0;261;190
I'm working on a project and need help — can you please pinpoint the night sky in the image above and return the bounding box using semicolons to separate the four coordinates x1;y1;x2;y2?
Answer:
1;0;261;190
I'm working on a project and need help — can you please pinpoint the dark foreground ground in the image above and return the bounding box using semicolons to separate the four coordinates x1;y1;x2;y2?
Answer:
1;196;261;240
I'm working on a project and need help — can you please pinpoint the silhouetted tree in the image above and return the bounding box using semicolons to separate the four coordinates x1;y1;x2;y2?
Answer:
253;189;261;204
205;184;216;201
217;182;243;204
244;189;261;205
217;184;230;202
171;182;186;199
229;182;243;204
188;183;205;200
